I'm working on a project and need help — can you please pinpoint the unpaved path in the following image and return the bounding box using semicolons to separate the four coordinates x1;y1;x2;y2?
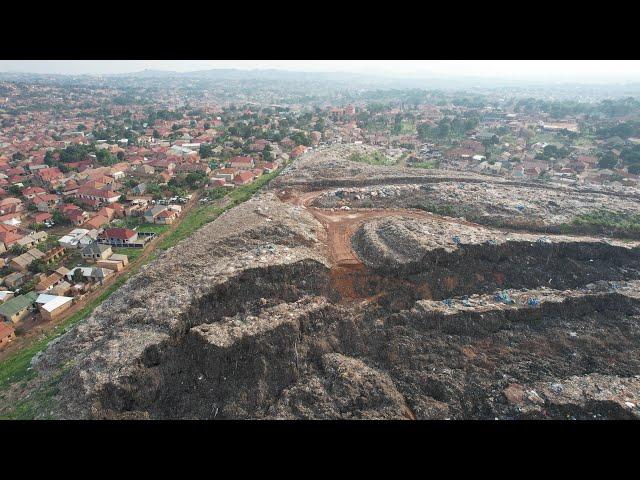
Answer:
276;188;485;308
277;188;483;267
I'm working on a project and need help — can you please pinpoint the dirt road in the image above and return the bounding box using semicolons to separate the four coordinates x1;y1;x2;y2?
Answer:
275;188;485;308
277;188;483;268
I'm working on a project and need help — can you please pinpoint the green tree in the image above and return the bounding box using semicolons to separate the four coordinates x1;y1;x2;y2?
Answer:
10;244;27;256
199;143;214;159
44;150;56;166
52;210;70;226
96;149;116;166
72;268;85;284
598;151;618;169
185;172;207;189
436;120;450;139
28;258;47;274
417;123;432;140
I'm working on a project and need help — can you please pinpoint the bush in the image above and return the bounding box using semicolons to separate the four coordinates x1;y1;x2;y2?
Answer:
348;151;395;166
563;209;640;238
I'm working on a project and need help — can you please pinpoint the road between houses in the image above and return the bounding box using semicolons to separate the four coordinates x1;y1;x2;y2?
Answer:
0;191;202;362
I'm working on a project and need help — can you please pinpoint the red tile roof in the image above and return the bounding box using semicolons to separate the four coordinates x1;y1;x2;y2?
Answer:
0;322;15;341
101;228;136;241
0;230;23;246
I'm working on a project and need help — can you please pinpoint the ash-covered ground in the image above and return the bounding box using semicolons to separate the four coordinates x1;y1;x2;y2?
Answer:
21;145;640;419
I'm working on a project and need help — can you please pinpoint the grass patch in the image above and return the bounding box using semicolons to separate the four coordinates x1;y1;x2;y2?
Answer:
348;151;396;166
137;223;169;235
112;247;144;261
560;209;640;238
410;160;440;169
0;368;67;420
414;202;462;217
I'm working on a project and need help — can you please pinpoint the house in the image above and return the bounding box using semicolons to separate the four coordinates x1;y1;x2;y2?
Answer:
22;186;46;199
51;281;72;297
155;209;178;224
66;266;113;284
35;167;64;187
209;178;226;187
512;166;525;178
61;179;79;196
76;185;121;204
97;206;117;221
9;248;46;271
0;213;22;228
262;162;278;173
81;243;112;262
98;228;138;247
0;291;38;323
233;171;255;185
213;168;236;182
132;164;155;176
33;212;52;224
96;259;124;272
15;231;48;249
132;183;147;195
0;291;15;303
3;272;26;289
83;214;109;230
42;246;65;264
157;171;172;185
35;271;66;293
124;200;148;217
0;197;23;215
32;193;59;213
290;145;307;158
0;321;16;347
0;229;23;252
58;228;98;249
143;205;179;225
35;294;74;321
230;156;255;170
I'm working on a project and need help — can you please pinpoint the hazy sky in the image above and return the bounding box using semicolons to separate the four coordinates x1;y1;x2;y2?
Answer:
1;60;639;82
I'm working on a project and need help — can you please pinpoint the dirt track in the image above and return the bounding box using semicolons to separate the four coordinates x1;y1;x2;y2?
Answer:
276;188;483;305
277;188;483;268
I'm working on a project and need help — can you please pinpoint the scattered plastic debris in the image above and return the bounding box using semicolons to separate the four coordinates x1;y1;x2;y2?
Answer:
494;291;515;304
527;297;541;308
